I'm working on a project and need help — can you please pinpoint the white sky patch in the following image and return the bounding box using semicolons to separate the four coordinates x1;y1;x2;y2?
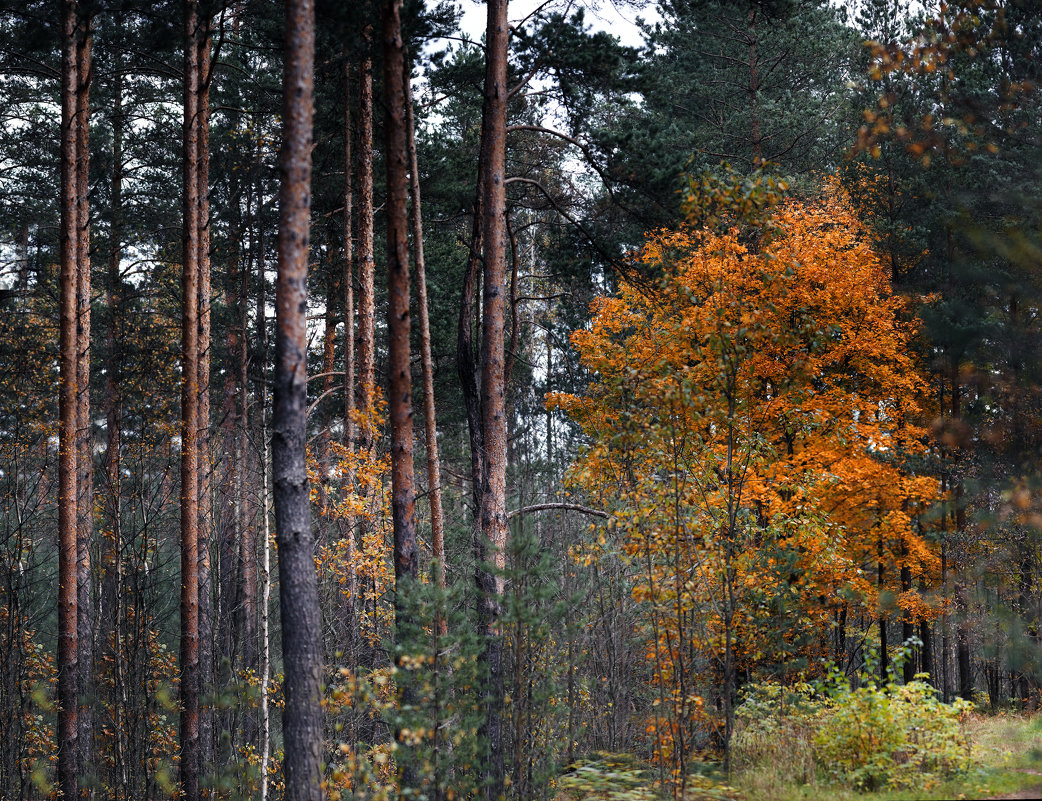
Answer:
457;0;656;49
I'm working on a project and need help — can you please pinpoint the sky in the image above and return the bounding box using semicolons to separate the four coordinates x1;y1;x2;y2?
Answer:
456;0;657;49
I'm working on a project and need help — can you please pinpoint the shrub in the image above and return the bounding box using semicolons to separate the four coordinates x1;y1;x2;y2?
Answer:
813;679;975;791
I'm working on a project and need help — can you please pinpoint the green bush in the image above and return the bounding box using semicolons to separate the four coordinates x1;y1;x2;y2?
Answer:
813;679;976;791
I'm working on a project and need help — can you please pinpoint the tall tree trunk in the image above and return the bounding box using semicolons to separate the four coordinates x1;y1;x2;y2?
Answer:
383;2;420;788
256;185;272;801
404;51;445;600
357;42;376;449
342;59;358;661
196;18;214;773
382;0;418;581
58;2;81;796
318;259;338;535
74;6;94;784
242;162;263;676
273;0;324;797
476;0;509;793
180;2;202;796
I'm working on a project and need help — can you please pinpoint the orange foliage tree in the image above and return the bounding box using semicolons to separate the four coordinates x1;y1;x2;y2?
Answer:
550;178;941;786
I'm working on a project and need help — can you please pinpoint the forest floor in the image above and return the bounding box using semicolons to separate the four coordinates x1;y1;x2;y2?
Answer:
555;714;1042;800
728;712;1042;801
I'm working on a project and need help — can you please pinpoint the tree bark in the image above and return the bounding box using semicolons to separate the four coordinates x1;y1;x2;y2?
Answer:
73;4;94;784
58;2;81;796
383;0;418;587
357;42;376;448
180;2;202;796
273;0;324;797
196;17;214;771
342;59;358;658
476;0;510;793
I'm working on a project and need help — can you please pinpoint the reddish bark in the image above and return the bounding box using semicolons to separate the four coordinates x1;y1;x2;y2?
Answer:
73;4;94;778
382;0;419;585
273;0;324;797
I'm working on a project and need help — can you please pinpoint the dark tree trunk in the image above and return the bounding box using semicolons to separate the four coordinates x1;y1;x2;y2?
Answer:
58;2;81;796
958;582;974;700
273;0;324;797
902;562;915;683
878;536;888;682
180;2;202;796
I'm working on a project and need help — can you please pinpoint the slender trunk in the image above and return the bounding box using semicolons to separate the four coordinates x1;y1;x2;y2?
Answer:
318;260;338;533
342;60;358;659
957;581;973;700
878;535;888;682
273;1;324;797
357;44;376;447
242;169;263;676
180;2;202;796
100;57;125;793
196;19;214;771
74;8;94;784
257;188;272;801
458;188;484;514
404;55;445;599
942;538;950;702
477;0;509;793
383;2;420;789
382;0;418;579
58;2;81;796
901;560;915;683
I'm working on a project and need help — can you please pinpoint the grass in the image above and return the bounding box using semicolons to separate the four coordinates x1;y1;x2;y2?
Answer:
729;712;1042;801
554;714;1042;801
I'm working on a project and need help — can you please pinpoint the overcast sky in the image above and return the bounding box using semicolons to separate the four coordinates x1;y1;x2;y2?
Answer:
456;0;656;49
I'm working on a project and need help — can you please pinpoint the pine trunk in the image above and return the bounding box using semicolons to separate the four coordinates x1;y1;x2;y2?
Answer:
477;0;510;793
273;0;324;797
58;2;81;796
196;19;214;770
357;46;376;448
180;2;202;796
74;7;94;782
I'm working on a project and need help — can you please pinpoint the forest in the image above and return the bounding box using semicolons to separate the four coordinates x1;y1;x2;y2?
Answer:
0;0;1040;799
